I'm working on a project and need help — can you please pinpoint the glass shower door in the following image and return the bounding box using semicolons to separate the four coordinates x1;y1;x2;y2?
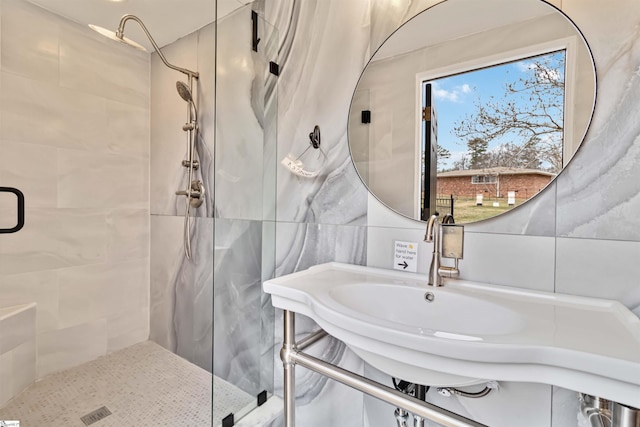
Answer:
213;3;279;425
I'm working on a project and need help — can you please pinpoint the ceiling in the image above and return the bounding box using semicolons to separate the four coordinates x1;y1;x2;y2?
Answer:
27;0;561;58
374;0;557;61
26;0;250;51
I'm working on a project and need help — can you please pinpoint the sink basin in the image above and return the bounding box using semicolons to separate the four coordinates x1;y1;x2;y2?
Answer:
264;262;640;407
328;283;525;337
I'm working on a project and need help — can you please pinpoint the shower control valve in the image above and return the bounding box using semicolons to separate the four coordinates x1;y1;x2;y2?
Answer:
175;180;205;208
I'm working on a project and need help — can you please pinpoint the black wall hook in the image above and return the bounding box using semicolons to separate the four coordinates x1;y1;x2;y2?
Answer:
251;11;260;52
309;125;321;149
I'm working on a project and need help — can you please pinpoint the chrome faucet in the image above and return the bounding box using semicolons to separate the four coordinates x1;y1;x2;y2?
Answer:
424;213;442;287
424;213;460;287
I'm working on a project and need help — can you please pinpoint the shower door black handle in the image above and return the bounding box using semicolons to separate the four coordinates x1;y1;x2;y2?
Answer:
0;187;25;234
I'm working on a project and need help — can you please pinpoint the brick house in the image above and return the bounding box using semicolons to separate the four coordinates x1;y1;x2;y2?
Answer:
437;167;555;200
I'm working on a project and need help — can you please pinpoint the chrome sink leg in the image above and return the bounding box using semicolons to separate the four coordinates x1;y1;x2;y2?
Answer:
282;311;296;427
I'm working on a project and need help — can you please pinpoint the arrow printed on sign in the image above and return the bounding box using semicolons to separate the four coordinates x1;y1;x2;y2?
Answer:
397;261;408;269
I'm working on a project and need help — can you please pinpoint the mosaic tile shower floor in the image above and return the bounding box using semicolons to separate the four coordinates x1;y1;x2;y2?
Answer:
0;341;257;426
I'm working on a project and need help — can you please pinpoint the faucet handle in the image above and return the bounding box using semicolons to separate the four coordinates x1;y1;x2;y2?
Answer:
439;224;464;279
441;224;464;259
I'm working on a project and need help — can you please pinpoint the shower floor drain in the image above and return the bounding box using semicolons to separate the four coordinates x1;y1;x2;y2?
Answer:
80;406;112;426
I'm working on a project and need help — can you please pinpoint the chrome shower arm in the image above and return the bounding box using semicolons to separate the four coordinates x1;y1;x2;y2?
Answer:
116;14;199;79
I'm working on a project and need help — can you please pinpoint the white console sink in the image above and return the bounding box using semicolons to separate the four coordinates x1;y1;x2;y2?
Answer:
263;262;640;408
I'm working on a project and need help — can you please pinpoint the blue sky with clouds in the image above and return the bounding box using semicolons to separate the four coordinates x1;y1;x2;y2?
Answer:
428;50;565;170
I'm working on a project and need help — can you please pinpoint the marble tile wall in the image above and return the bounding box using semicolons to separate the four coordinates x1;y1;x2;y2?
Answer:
0;0;150;381
273;222;367;427
215;3;278;406
149;17;216;373
265;0;640;426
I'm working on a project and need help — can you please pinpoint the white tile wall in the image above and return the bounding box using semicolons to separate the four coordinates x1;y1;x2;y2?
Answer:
36;318;108;378
556;238;640;307
0;72;108;151
59;25;149;107
106;209;150;262
57;260;149;329
0;303;36;406
57;149;148;209
0;141;57;208
0;0;59;83
9;338;36;399
0;303;35;354
0;351;13;405
105;100;150;158
459;232;556;292
106;306;149;353
0;208;107;275
0;271;58;333
0;0;150;385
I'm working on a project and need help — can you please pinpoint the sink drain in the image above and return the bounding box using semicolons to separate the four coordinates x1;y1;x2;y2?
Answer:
424;292;435;302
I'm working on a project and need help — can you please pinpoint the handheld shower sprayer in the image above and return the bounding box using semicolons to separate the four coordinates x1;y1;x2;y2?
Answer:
176;81;198;118
176;80;193;102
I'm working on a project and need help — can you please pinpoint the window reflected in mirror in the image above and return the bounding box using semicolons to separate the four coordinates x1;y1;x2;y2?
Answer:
420;50;566;222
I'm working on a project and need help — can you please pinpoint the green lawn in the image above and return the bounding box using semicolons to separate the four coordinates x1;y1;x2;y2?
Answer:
441;197;526;223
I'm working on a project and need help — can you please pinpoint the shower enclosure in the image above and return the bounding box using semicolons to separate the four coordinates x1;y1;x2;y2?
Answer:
0;0;278;425
99;1;280;424
149;1;280;425
151;3;278;425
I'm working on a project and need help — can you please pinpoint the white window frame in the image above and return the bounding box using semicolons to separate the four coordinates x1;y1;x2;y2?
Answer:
412;37;579;218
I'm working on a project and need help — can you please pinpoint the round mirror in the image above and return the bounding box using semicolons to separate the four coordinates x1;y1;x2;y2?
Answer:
348;0;596;223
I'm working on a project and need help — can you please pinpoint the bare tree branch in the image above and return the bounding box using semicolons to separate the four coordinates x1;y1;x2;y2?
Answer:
451;53;565;172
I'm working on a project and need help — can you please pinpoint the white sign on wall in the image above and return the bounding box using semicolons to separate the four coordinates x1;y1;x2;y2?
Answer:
394;241;418;272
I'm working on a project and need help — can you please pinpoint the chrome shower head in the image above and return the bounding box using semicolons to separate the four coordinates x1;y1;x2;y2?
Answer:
89;24;147;51
176;81;193;103
89;15;199;79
